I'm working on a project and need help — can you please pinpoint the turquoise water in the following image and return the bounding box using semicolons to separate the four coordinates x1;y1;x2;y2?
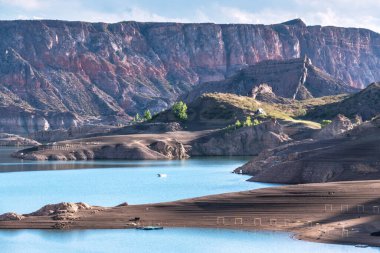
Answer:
0;147;378;252
0;148;260;214
0;228;378;253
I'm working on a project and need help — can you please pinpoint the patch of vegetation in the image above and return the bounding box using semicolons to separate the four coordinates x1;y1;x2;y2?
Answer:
172;101;188;120
243;116;253;127
253;119;261;126
226;116;262;130
235;120;242;128
144;109;152;121
321;119;332;128
133;113;141;122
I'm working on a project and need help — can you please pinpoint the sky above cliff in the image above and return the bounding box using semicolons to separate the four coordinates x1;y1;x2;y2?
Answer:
0;0;379;33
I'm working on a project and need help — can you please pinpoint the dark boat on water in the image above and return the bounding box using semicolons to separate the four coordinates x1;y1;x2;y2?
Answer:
136;226;164;230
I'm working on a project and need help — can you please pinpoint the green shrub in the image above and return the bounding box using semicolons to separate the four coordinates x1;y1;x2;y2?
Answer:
235;120;242;128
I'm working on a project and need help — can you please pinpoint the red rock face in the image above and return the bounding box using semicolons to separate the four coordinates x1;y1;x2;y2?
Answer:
0;19;379;120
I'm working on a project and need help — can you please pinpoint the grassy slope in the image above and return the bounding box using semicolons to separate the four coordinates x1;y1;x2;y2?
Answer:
204;93;347;129
304;82;380;121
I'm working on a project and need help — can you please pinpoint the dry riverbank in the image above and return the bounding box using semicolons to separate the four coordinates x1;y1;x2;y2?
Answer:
1;180;380;247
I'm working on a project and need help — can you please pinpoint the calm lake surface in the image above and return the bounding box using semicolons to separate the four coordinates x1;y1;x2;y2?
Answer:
0;147;378;252
0;147;259;214
0;228;378;253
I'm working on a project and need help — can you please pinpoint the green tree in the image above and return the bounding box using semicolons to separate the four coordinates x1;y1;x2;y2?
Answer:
235;120;242;128
144;109;152;121
243;116;253;127
172;101;188;120
134;113;141;122
321;119;332;128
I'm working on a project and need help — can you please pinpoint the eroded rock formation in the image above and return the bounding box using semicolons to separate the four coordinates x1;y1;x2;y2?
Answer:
315;114;358;140
29;202;92;216
191;119;291;156
149;140;189;159
251;83;290;104
183;57;358;102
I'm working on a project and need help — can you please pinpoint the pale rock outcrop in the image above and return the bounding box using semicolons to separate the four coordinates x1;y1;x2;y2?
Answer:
0;107;82;135
149;140;189;159
29;202;92;216
315;114;354;140
251;84;275;99
251;84;291;104
0;212;24;221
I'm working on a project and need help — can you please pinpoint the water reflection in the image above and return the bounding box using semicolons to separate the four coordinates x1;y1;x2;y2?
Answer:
0;228;378;253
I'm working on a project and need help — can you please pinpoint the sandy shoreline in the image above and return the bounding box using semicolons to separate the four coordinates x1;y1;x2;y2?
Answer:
1;180;380;247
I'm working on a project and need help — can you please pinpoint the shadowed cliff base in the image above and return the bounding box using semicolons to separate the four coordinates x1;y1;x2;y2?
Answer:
1;180;380;247
237;115;380;184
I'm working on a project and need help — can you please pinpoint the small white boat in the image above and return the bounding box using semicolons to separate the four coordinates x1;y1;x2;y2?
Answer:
355;244;369;248
157;173;167;178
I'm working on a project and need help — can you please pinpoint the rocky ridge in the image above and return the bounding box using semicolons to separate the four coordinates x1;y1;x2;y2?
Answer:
305;82;380;120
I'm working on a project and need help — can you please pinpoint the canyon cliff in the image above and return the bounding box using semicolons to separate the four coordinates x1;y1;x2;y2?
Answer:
1;19;380;133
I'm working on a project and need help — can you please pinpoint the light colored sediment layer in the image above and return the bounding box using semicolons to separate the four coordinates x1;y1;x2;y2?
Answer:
14;120;290;160
13;131;211;161
1;180;380;247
